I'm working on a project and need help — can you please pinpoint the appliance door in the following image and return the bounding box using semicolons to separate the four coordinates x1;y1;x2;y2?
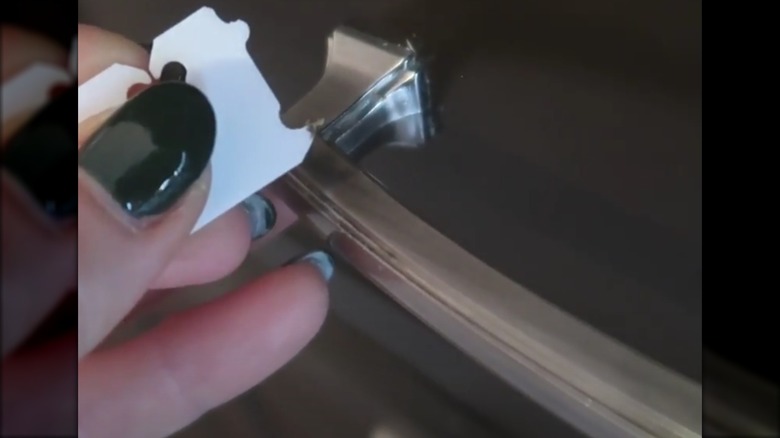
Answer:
80;0;711;436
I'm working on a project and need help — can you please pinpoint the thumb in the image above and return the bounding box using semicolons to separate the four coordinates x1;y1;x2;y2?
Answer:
77;78;216;358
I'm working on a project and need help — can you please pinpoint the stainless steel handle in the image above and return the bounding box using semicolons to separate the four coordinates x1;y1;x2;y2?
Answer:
280;27;702;438
280;139;701;438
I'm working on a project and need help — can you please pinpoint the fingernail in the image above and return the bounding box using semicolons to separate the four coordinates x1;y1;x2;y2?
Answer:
288;250;335;283
241;193;276;240
78;79;216;219
2;83;77;220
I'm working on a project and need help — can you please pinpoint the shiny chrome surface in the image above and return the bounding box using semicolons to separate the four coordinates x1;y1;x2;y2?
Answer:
321;56;434;159
283;28;435;159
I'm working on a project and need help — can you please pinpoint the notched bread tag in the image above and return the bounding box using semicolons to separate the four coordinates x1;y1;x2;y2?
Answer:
2;64;71;124
77;6;313;232
149;7;312;231
77;64;151;124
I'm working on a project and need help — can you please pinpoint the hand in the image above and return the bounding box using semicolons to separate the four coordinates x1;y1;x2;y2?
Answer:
1;24;76;435
72;25;329;437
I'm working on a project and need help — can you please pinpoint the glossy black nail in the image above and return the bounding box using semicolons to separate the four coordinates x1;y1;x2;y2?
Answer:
241;193;276;240
2;83;77;220
79;81;216;218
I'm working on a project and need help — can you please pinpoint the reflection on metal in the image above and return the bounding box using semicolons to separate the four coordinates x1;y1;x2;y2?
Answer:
282;27;435;160
281;27;702;438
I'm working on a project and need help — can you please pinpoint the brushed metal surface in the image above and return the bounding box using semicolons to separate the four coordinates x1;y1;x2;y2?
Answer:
280;140;700;437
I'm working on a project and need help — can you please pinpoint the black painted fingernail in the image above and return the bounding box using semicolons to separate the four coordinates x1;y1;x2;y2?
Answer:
2;83;77;220
79;80;216;219
285;250;335;282
241;193;276;240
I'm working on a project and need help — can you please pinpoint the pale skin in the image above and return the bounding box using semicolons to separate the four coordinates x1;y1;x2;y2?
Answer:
1;25;329;437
